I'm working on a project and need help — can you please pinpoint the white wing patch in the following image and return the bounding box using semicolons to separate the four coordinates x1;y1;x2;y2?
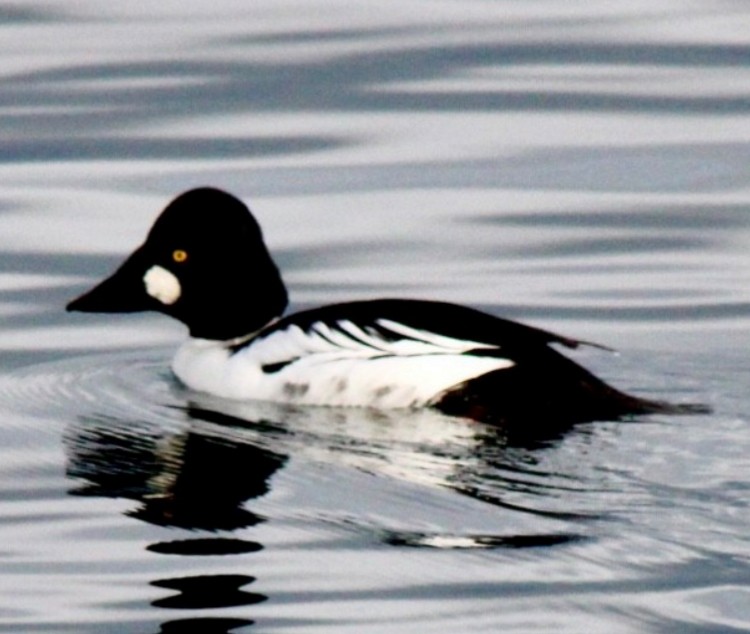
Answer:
375;319;498;352
172;318;514;408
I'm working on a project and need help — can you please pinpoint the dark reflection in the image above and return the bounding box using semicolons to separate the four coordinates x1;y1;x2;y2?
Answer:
148;538;262;556
65;394;592;534
66;414;287;530
130;433;279;531
151;575;265;609
383;530;583;549
65;410;286;625
448;480;597;521
64;393;599;629
159;617;254;633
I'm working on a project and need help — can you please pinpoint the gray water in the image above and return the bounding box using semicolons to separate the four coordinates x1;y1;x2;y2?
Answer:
0;2;749;632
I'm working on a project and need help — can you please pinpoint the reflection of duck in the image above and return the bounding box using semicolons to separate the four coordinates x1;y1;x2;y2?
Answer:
66;188;697;425
63;397;574;525
64;409;286;624
65;398;590;562
65;413;287;531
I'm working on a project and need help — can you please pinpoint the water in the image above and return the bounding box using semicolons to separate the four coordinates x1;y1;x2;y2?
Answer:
0;2;749;632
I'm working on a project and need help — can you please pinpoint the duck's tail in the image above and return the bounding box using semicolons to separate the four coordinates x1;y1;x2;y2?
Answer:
433;350;710;427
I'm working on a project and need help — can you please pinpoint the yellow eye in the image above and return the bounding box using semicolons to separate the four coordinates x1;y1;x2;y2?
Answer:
172;249;188;263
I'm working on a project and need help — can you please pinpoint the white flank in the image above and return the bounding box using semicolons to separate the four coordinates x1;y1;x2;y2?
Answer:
143;265;181;305
172;318;515;408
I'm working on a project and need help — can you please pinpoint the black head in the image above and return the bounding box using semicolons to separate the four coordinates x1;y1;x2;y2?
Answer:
67;188;288;340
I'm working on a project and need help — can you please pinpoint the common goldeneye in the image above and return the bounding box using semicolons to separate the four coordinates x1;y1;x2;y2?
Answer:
67;187;683;424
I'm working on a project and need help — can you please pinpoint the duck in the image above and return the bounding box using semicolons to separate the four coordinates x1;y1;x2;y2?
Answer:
67;187;690;425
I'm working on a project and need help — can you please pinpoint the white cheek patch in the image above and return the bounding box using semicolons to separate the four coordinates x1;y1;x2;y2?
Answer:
143;265;181;305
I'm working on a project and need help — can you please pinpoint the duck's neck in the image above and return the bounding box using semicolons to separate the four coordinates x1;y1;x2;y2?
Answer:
221;317;280;347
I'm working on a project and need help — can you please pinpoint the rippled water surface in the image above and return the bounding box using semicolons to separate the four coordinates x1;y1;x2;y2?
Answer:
1;2;750;632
